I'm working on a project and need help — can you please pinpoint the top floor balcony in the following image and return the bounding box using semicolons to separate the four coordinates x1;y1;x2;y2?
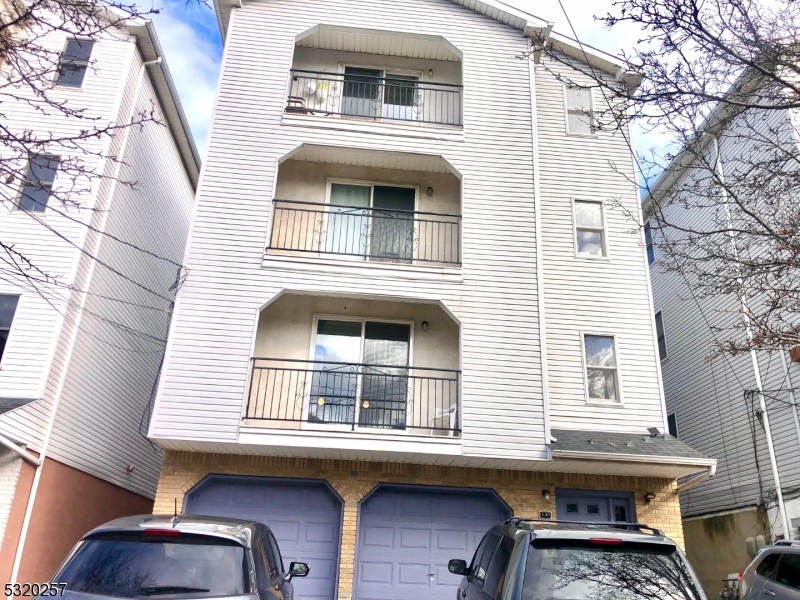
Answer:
285;25;463;128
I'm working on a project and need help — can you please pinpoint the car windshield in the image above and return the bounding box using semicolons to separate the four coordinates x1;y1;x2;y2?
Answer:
54;532;250;599
522;539;705;600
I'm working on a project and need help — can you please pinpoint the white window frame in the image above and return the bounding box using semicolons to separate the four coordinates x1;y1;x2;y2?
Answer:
304;313;416;433
571;197;608;259
16;153;59;214
655;310;668;362
563;83;596;137
324;177;420;262
0;293;21;370
54;38;94;89
580;332;623;405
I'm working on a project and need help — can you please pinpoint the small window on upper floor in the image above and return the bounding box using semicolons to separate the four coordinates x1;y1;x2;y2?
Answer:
565;85;594;135
645;222;655;265
655;310;668;361
18;154;59;212
57;39;94;88
667;412;678;438
0;295;20;361
583;334;620;402
574;199;606;257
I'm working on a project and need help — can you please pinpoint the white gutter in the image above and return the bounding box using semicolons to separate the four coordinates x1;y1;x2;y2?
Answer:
9;55;163;583
551;449;716;468
0;434;40;466
677;464;717;493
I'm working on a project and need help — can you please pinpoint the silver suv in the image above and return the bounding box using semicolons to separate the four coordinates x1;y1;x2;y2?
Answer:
49;514;309;600
448;518;708;600
740;540;800;599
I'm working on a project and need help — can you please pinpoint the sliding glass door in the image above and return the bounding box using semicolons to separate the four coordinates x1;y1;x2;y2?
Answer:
308;318;411;429
325;182;416;263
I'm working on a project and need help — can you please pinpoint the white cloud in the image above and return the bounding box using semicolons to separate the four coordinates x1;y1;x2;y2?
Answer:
149;1;221;159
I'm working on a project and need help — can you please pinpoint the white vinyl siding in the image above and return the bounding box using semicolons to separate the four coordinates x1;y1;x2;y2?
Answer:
150;0;550;462
536;53;665;433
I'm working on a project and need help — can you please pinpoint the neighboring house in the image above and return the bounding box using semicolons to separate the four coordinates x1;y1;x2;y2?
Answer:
0;14;199;582
646;103;800;594
148;1;714;599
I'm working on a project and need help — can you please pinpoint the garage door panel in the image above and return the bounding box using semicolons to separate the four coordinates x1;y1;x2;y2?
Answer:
356;486;510;600
185;477;342;600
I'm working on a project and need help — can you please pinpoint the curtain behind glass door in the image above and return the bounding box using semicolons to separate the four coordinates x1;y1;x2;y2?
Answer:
326;183;371;260
360;322;410;429
371;186;415;264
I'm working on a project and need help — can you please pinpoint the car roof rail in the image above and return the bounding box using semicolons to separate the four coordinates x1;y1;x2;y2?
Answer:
503;517;664;537
774;540;800;547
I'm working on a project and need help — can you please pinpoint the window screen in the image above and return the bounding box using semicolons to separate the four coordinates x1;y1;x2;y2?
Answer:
57;39;94;87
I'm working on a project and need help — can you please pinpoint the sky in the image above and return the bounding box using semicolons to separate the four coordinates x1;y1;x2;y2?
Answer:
147;0;658;160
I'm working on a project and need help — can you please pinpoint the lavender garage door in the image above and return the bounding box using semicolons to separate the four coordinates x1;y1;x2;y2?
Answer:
355;486;510;600
184;476;342;600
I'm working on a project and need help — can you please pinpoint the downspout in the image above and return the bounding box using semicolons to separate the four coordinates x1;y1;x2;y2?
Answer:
9;55;163;583
709;134;792;541
0;434;40;466
677;464;717;493
527;45;553;447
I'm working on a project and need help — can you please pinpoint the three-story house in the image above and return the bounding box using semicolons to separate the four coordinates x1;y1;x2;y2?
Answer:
148;1;714;599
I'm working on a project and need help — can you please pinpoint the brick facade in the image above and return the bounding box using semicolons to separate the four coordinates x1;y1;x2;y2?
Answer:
155;451;684;599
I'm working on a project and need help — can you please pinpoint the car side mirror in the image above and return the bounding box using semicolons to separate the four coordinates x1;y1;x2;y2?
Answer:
288;562;309;579
448;559;469;576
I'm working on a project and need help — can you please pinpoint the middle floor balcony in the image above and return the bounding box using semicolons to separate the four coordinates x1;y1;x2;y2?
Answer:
265;145;462;270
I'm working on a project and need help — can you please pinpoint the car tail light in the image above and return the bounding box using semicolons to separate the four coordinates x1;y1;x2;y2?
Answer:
144;529;182;537
589;538;624;546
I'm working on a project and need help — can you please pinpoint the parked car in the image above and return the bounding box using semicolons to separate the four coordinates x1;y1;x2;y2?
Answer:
48;515;309;599
448;518;708;600
739;540;800;599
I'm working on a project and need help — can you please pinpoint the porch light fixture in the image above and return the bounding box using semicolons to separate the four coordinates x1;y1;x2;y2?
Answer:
542;489;550;501
421;321;429;330
428;69;434;77
317;397;325;406
645;492;656;504
426;186;434;197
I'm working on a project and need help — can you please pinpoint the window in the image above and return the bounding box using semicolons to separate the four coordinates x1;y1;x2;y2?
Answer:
18;154;58;212
0;296;19;361
263;531;283;578
667;413;678;438
756;553;780;578
655;310;668;361
775;554;800;590
469;534;500;586
574;200;606;256
565;85;594;134
645;222;655;265
583;335;620;402
483;536;514;600
57;39;94;87
341;66;420;121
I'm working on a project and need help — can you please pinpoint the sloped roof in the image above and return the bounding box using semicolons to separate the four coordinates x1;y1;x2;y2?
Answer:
551;428;714;464
212;0;638;83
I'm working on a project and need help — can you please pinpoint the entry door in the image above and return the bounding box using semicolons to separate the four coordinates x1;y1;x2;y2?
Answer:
556;490;634;523
342;67;382;118
371;186;415;263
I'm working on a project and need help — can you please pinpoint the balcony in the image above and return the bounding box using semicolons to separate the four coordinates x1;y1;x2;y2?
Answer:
286;70;463;127
244;293;461;439
268;199;461;265
267;144;463;269
286;24;464;130
246;358;460;436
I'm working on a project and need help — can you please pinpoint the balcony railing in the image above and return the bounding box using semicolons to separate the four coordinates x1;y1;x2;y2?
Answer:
286;69;463;127
245;358;461;436
267;199;461;266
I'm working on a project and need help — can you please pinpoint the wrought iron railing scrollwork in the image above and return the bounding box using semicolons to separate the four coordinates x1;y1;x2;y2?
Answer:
245;358;461;436
267;199;461;266
286;69;463;127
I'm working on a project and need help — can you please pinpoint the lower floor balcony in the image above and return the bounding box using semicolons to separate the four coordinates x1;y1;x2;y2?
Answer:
245;358;460;436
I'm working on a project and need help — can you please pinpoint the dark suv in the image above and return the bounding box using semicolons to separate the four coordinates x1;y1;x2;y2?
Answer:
448;519;708;600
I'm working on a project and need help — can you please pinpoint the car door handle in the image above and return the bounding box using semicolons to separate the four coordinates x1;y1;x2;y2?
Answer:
764;590;777;596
